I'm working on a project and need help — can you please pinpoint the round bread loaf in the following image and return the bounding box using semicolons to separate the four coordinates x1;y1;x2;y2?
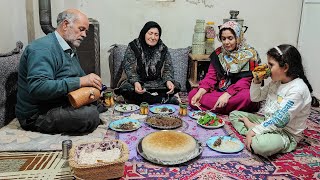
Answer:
142;131;197;162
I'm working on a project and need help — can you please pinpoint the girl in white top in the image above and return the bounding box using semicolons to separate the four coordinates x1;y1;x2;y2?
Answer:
229;44;313;157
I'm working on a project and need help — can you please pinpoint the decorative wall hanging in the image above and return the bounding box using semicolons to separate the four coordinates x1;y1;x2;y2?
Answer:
186;0;214;8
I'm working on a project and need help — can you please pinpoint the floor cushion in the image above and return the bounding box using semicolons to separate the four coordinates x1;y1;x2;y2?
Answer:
0;41;23;128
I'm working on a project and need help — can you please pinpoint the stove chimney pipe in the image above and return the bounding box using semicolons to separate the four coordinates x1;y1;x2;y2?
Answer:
39;0;55;34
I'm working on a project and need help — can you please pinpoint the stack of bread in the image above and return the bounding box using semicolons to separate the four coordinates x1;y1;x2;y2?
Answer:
69;140;129;180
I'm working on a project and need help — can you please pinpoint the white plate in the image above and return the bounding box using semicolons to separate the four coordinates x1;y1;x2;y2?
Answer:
109;118;141;132
189;110;216;120
114;104;140;113
149;105;175;114
197;119;225;129
127;113;147;120
206;136;244;153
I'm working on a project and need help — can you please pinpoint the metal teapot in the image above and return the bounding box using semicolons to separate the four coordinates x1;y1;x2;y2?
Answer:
222;10;248;33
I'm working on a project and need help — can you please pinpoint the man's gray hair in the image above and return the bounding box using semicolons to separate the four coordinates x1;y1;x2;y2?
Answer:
56;11;78;26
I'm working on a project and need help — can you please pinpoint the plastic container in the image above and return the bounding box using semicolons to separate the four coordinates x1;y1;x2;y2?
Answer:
192;42;205;55
192;32;205;43
205;38;215;55
194;19;205;32
205;22;216;39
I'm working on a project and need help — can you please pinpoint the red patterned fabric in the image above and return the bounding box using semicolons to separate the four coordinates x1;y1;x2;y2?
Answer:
118;108;320;179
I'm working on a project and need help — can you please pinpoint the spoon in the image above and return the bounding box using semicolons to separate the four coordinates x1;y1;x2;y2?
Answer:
195;104;204;111
143;89;158;96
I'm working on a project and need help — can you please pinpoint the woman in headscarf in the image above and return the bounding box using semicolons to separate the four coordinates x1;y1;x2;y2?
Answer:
188;21;261;114
115;21;181;105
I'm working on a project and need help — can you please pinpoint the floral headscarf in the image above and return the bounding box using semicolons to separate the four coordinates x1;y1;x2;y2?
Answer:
218;21;260;74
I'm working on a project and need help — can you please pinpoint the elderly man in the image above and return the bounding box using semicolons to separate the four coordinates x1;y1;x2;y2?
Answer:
16;9;103;134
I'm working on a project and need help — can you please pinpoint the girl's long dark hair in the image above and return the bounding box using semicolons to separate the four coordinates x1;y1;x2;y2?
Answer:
267;44;313;93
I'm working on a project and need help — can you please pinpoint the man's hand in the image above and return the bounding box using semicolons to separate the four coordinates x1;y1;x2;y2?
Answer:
134;82;145;94
245;130;256;152
166;81;175;94
212;92;231;110
80;73;102;90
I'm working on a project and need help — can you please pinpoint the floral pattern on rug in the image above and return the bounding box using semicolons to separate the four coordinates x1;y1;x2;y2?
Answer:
0;103;320;180
118;108;320;179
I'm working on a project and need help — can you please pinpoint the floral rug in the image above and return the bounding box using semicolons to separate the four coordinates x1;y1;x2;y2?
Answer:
0;105;319;179
118;108;320;180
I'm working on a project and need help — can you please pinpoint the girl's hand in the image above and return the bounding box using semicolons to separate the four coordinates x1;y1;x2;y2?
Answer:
212;92;231;110
252;77;263;84
191;94;202;107
245;130;256;152
166;81;175;94
238;117;258;129
191;88;207;106
134;82;144;94
252;64;271;82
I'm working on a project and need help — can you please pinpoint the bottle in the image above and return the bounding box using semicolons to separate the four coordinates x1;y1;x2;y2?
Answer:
179;103;188;116
205;22;216;39
140;102;149;115
199;70;205;81
205;38;215;55
104;91;114;107
62;140;72;159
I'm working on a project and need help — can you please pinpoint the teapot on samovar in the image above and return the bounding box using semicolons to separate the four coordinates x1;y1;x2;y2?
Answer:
221;10;248;33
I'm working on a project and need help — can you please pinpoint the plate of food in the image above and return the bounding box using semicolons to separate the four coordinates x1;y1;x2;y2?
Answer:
197;113;224;129
189;110;216;120
114;104;140;113
127;113;147;120
145;115;182;129
137;130;203;165
206;136;244;153
149;105;175;114
109;118;141;132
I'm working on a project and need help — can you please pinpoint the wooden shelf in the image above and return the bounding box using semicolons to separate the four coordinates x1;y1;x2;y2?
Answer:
187;54;211;90
188;78;199;88
189;54;210;61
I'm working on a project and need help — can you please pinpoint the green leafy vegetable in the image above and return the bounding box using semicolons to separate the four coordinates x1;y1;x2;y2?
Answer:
198;114;217;126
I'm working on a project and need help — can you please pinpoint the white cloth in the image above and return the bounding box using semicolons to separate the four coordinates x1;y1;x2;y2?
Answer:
250;78;311;142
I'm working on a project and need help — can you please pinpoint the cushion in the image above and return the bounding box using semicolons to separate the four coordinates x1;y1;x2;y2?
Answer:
108;44;191;91
108;44;127;89
168;47;191;91
0;41;23;128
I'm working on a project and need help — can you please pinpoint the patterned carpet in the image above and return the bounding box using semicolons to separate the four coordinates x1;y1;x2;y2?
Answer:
0;101;319;179
0;151;72;179
120;108;320;180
